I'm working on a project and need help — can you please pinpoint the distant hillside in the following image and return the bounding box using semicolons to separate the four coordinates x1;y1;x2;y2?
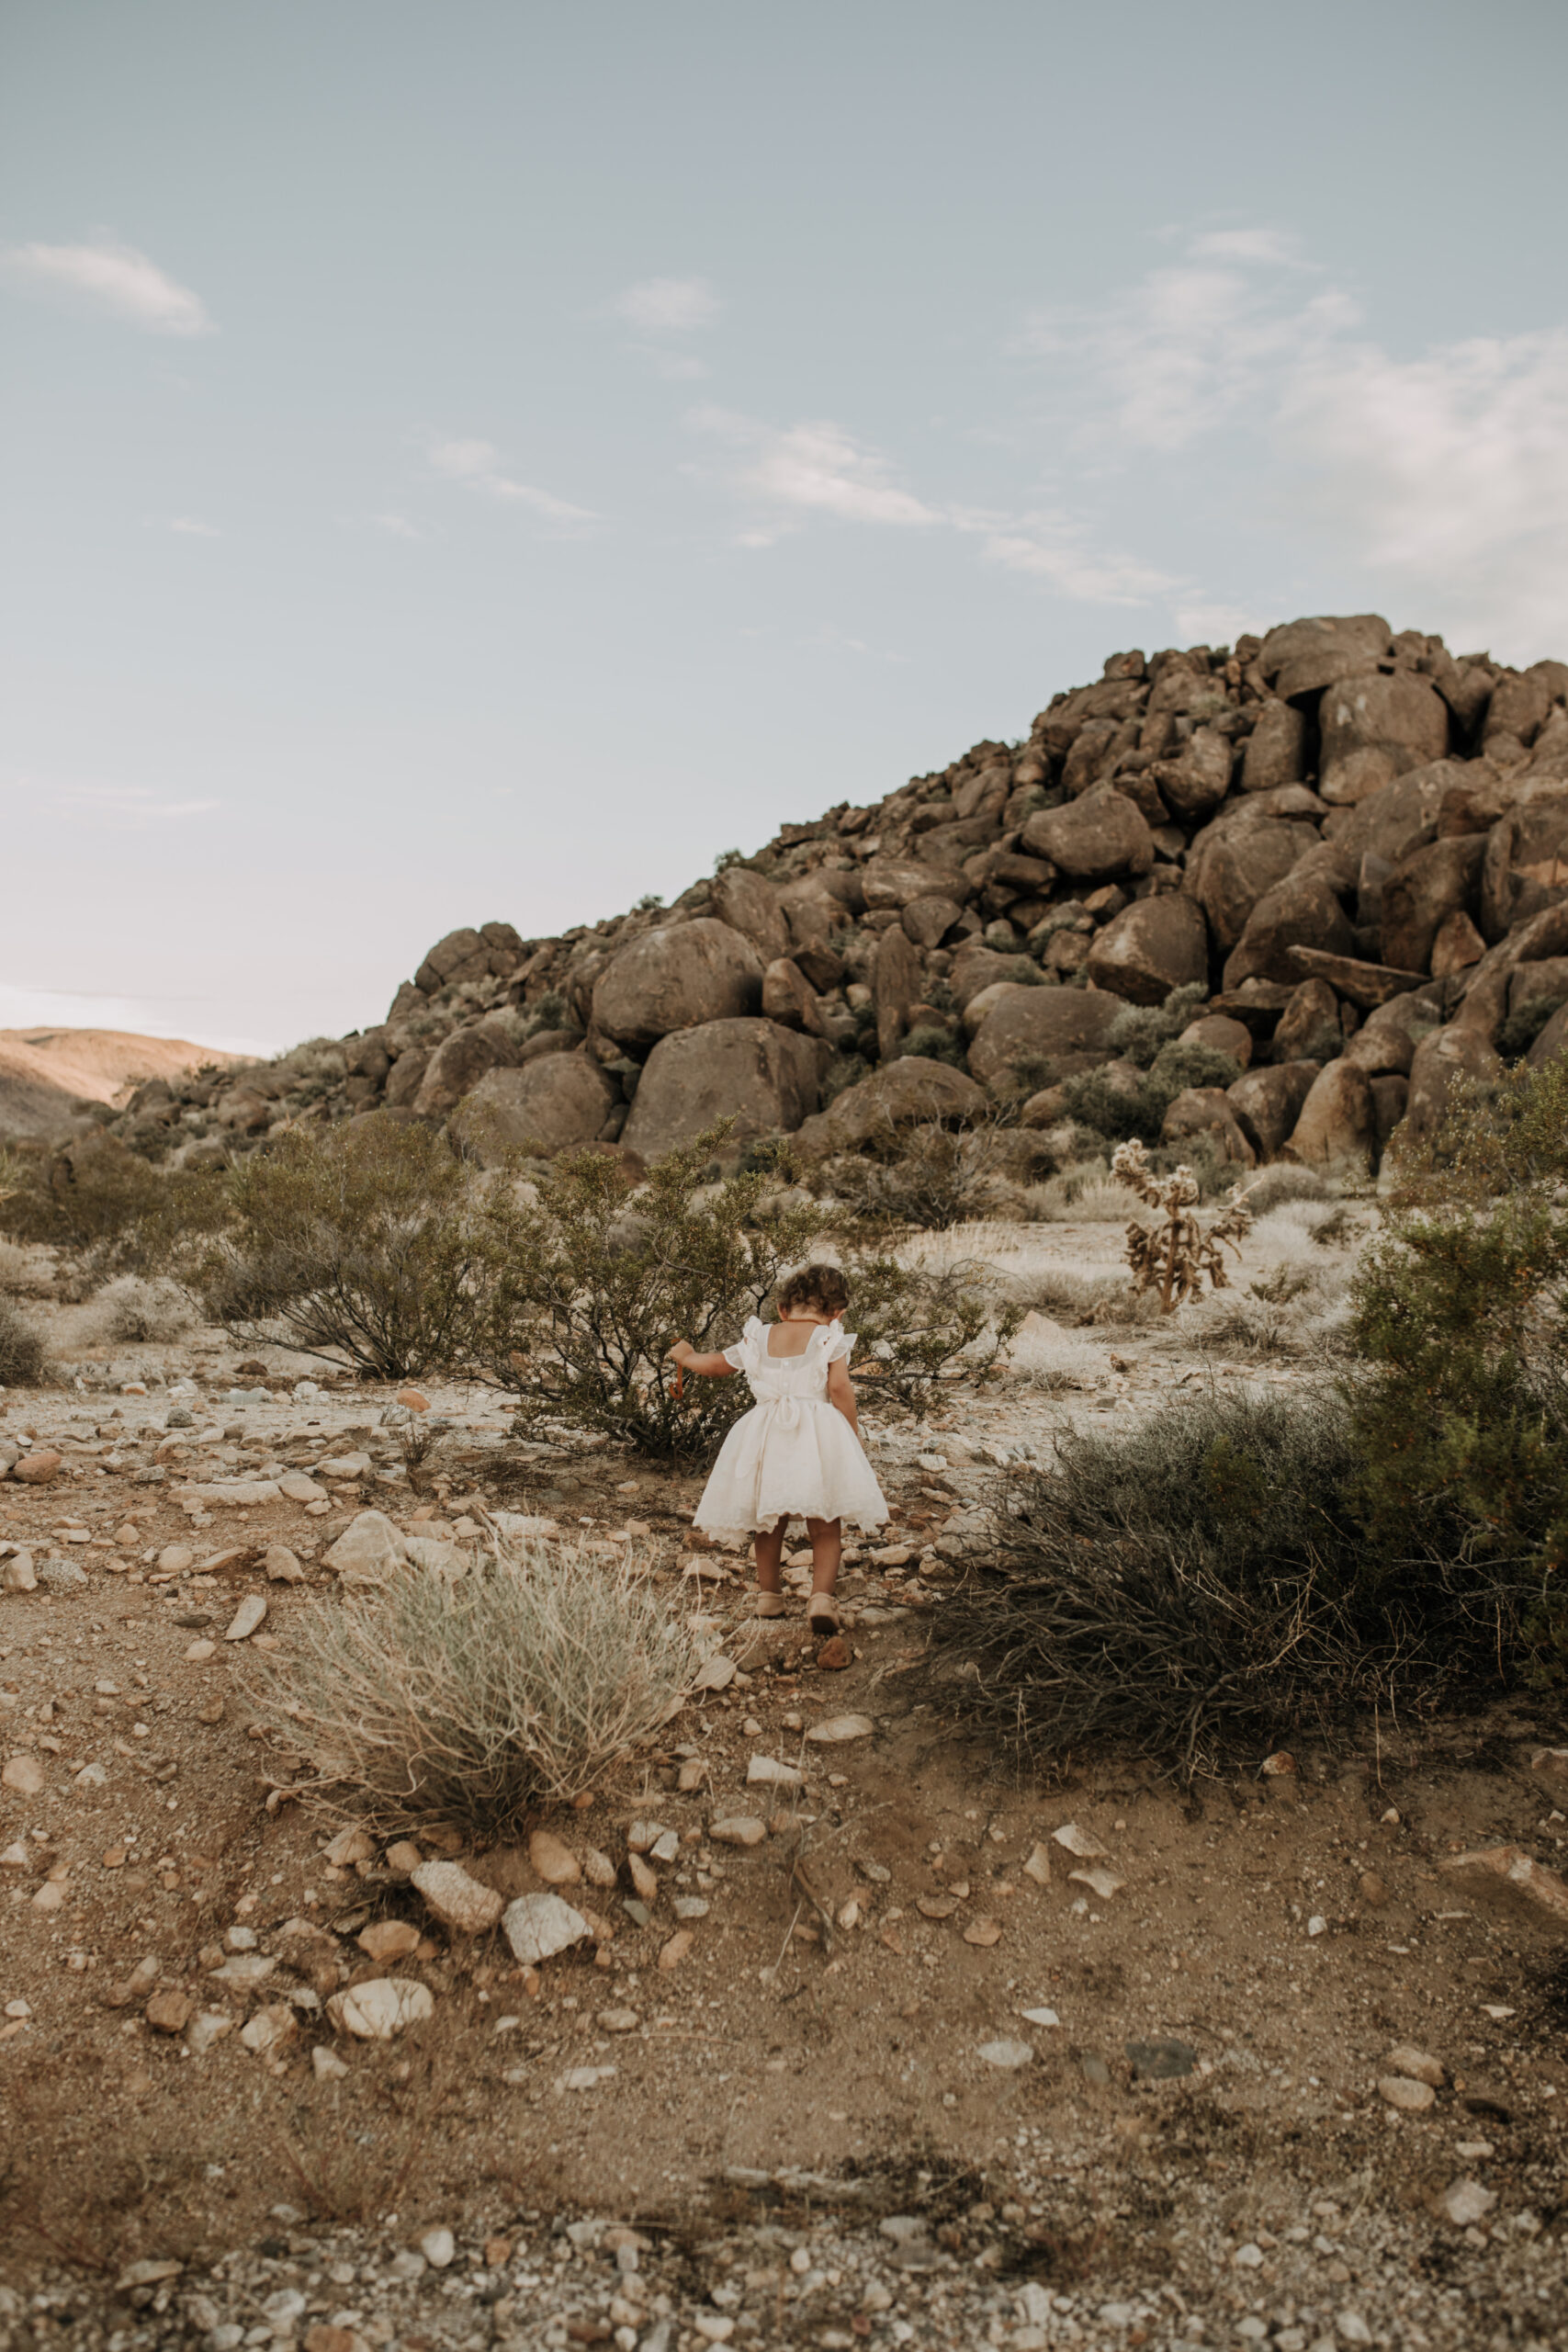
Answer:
0;1028;244;1143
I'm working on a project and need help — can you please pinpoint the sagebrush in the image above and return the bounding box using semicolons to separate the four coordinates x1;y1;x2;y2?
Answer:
0;1295;48;1386
248;1537;697;1839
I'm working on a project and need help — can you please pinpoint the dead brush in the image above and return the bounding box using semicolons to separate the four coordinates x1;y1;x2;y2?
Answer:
1111;1138;1253;1312
244;1532;698;1841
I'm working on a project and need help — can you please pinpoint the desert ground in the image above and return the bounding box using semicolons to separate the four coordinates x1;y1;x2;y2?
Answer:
1;1204;1565;2352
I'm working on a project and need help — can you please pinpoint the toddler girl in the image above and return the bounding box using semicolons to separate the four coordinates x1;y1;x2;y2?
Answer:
668;1263;887;1634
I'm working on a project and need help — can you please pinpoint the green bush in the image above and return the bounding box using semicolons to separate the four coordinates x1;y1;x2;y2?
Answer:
471;1126;831;1467
829;1114;1012;1231
843;1253;1021;1408
198;1119;486;1381
1;1131;232;1280
930;1386;1547;1774
248;1536;697;1839
897;1023;968;1069
0;1295;48;1385
1106;980;1211;1070
1061;1039;1242;1145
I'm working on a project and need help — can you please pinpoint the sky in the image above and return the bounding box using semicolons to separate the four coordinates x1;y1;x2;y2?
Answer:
3;0;1567;1055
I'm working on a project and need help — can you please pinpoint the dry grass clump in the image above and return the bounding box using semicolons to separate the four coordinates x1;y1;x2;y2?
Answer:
0;1295;49;1386
85;1273;194;1344
248;1537;697;1840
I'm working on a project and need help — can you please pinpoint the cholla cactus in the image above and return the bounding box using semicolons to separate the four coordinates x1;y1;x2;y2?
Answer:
1111;1138;1254;1313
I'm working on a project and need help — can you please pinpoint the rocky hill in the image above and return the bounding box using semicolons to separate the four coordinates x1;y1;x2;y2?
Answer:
84;613;1568;1178
0;1028;245;1145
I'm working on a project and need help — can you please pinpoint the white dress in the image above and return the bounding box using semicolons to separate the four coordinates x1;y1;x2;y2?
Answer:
693;1318;890;1541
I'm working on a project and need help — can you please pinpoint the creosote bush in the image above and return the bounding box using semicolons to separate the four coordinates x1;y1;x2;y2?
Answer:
828;1113;1017;1231
930;1388;1551;1776
1064;1040;1242;1145
1;1131;232;1281
248;1537;696;1839
0;1295;48;1386
198;1119;486;1381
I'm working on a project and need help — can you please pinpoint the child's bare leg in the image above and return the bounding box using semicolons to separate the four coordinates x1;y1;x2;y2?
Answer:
806;1517;841;1599
754;1521;785;1594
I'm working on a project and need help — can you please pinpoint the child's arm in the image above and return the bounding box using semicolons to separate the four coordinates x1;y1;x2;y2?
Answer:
826;1355;861;1436
666;1339;736;1381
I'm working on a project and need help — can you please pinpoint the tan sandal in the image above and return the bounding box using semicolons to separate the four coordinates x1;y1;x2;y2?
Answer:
754;1592;787;1619
808;1590;841;1636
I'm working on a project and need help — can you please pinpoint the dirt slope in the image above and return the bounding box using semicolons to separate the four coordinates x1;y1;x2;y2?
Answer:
0;1028;243;1142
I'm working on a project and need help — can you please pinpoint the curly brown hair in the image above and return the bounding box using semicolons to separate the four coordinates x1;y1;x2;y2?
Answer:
776;1261;851;1318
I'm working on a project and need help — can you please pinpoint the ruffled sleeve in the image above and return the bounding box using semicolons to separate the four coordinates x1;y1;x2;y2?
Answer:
823;1326;854;1364
721;1316;763;1371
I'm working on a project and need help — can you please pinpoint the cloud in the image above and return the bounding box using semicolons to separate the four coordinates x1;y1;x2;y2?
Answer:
167;516;219;537
970;511;1182;605
615;276;719;334
692;408;937;538
54;785;222;827
372;513;422;540
1022;229;1568;656
430;438;600;527
0;236;214;335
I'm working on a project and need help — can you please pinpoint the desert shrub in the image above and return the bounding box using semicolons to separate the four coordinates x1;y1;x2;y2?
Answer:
1243;1164;1332;1216
844;1253;1021;1408
830;1114;1016;1231
89;1273;194;1345
1106;981;1211;1070
897;1023;968;1069
527;989;570;1034
1060;1039;1242;1146
0;1133;232;1280
471;1126;833;1466
198;1120;486;1381
929;1388;1546;1775
0;1295;48;1385
249;1538;696;1839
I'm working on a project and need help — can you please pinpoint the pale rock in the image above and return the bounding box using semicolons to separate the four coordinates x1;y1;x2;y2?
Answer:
311;2043;349;2079
224;1593;267;1642
599;2007;640;2033
1067;1868;1124;1900
2;1755;45;1797
411;1859;504;1935
211;1952;277;1990
582;1848;617;1890
317;1452;372;1483
1052;1823;1108;1858
264;1545;305;1582
502;1891;592;1965
558;2064;617;2091
804;1714;874;1744
626;1852;658;1902
693;1653;736;1693
1432;2178;1496;2228
322;1824;376;1867
277;1474;329;1504
1019;2007;1060;2028
976;2039;1033;2069
241;2004;298;2056
708;1817;767;1848
420;2229;456;2270
322;1510;409;1586
658;1929;694;1972
1441;1842;1568;1924
1386;2043;1444;2087
747;1756;803;1788
326;1977;434;2040
358;1919;421;1963
1021;1844;1053;1887
187;2010;233;2055
32;1881;67;1912
528;1829;581;1885
184;1637;216;1661
3;1551;36;1593
1378;2075;1437;2112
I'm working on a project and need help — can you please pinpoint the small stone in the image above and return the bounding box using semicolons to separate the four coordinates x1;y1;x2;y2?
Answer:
106;1956;161;2008
1052;1823;1108;1858
672;1896;710;1920
976;2038;1033;2069
396;1389;431;1413
964;1917;1003;1947
1;1845;28;1869
32;1880;67;1912
658;1929;694;1972
1337;2314;1372;2347
694;1654;735;1692
420;2229;456;2269
184;1637;217;1662
815;1634;851;1670
649;1828;680;1863
326;1977;434;2040
693;2318;733;2344
1232;2242;1264;2269
384;1840;423;1879
1358;1871;1388;1906
1066;1867;1124;1900
212;1951;276;1989
224;1924;258;1951
1307;1914;1328;1938
411;1859;504;1936
529;1829;581;1884
558;2064;616;2091
747;1755;803;1788
626;1851;658;1902
144;1988;193;2035
1019;2006;1060;2027
322;1825;377;1867
1021;1843;1052;1887
15;1450;62;1485
805;1714;874;1744
502;1891;592;1965
2;1755;45;1797
599;2007;640;2032
3;1551;36;1592
1387;2043;1444;2087
1378;2075;1437;2112
264;1544;305;1582
241;2003;298;2056
709;1816;767;1848
1432;2177;1495;2227
359;1919;421;1962
224;1592;267;1642
1259;1750;1298;1776
311;2043;349;2080
582;1847;617;1889
187;2010;233;2054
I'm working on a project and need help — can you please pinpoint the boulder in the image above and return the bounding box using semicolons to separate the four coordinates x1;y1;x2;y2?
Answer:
384;1048;431;1108
1480;803;1568;942
1318;673;1449;806
1151;727;1233;820
761;958;825;1035
1342;989;1446;1077
962;981;1037;1038
412;1023;514;1117
1271;978;1342;1066
949;947;1043;1011
450;1057;617;1162
1258;614;1393;696
710;865;791;964
592;919;765;1050
1430;910;1486;977
966;987;1123;1090
1528;1000;1568;1069
793;1057;986;1155
620;1018;818;1157
862;857;964;912
1380;836;1487;972
1189;821;1319;953
776;868;864;946
1085;895;1209;1006
1287;946;1429;1011
413;926;492;994
1242;699;1308;791
1484;665;1564;752
1371;1074;1409;1151
1396;1023;1505;1157
901;894;966;949
1227;1062;1321;1159
1506;956;1568;1044
1021;789;1155;882
1179;1013;1253;1067
1224;873;1356;990
1283;1062;1377;1174
874;925;924;1061
1161;1088;1255;1166
1325;757;1472;868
